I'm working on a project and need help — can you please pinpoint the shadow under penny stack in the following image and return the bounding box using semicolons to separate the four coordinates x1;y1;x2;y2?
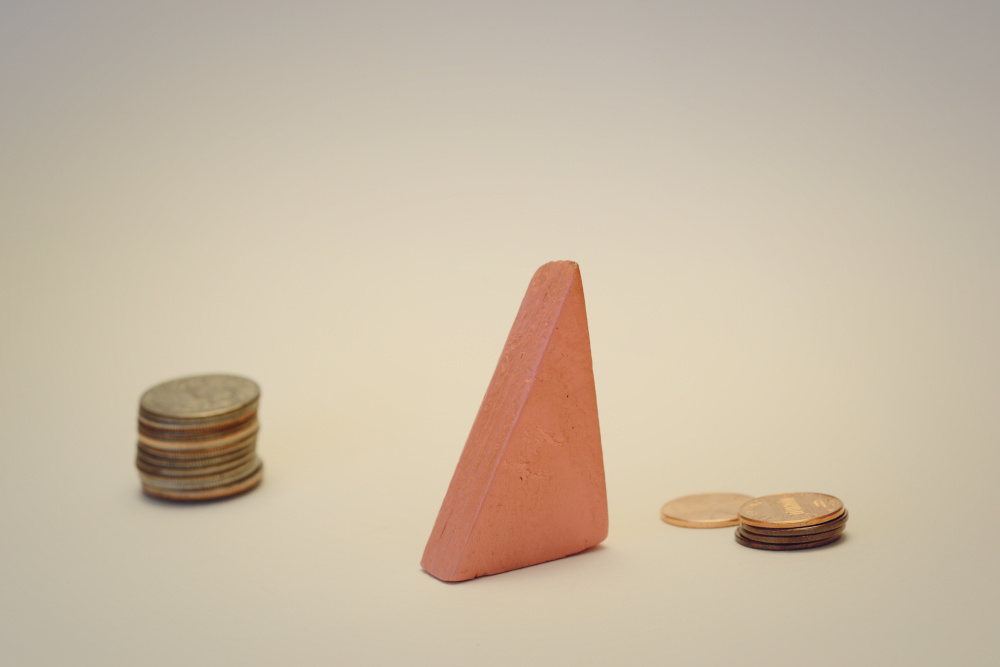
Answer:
136;374;264;501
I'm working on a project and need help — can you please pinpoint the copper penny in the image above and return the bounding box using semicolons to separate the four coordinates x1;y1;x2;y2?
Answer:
139;457;261;490
738;492;844;529
735;528;843;551
660;493;755;528
740;511;849;538
736;525;845;545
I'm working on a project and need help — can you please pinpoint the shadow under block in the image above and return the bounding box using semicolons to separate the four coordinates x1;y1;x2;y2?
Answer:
422;261;608;582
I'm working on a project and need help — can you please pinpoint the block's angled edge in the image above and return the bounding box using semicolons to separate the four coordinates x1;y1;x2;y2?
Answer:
422;261;576;581
421;261;606;581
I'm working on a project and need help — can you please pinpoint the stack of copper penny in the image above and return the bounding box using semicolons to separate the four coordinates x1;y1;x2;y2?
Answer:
136;374;264;501
735;492;847;550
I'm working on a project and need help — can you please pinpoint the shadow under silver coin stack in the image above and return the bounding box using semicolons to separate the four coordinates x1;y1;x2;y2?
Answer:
136;374;264;501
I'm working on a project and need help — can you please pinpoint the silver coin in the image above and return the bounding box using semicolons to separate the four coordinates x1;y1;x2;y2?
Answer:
136;442;256;469
138;402;259;433
136;374;264;501
139;457;261;491
139;375;259;421
137;433;258;460
142;463;264;501
136;451;257;478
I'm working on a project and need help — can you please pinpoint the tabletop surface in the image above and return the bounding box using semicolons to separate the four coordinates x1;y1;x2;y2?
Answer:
2;3;998;665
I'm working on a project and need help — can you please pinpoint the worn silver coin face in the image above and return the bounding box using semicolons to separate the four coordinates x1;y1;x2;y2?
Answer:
140;374;260;420
136;448;258;476
734;527;844;551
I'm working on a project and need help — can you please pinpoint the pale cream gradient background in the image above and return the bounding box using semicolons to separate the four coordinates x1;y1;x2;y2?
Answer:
1;2;998;665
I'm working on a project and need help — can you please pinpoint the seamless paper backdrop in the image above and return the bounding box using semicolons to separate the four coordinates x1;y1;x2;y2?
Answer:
2;3;998;665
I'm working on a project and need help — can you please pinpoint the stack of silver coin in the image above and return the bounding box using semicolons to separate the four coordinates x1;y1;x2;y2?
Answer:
136;374;264;501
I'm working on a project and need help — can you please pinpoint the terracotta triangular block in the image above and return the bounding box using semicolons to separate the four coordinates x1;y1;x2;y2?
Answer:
422;261;608;582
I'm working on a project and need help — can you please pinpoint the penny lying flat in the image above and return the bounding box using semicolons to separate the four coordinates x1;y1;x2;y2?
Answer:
661;493;754;528
733;492;849;551
738;492;844;529
739;511;849;538
735;528;844;551
738;525;844;545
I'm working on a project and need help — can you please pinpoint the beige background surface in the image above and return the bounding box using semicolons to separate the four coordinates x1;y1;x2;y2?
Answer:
2;3;998;665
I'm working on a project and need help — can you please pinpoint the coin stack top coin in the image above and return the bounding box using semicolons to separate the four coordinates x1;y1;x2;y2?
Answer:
136;374;264;501
735;492;847;550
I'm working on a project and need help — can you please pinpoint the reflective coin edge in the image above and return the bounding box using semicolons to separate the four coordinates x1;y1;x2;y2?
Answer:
735;528;843;551
738;492;845;529
140;374;260;420
137;422;259;452
141;463;264;501
740;511;849;538
139;458;261;490
138;435;258;460
136;451;257;478
136;443;256;470
736;525;845;545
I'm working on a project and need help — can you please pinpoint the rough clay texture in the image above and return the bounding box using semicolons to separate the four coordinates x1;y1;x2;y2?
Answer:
421;261;608;582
